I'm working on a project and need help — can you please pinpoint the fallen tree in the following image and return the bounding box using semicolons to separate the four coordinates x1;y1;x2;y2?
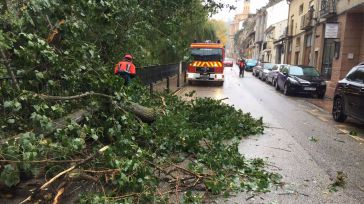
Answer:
0;86;281;203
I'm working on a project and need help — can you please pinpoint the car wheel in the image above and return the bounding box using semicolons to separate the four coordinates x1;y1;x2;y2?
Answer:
275;80;280;90
272;79;276;87
283;83;290;95
332;97;347;122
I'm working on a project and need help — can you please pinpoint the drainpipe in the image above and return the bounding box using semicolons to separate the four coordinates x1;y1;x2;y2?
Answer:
310;1;319;67
284;0;291;64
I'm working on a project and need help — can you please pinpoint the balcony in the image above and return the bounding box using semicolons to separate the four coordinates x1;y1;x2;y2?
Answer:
301;10;314;30
320;0;337;18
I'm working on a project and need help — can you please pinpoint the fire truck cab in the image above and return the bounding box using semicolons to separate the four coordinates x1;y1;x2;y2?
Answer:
187;41;225;86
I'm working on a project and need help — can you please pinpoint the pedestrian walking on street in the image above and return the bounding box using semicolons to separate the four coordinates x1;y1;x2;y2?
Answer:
239;58;246;78
114;54;136;85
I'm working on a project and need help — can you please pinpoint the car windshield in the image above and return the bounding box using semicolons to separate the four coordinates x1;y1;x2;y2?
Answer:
289;66;320;76
246;59;258;65
191;48;223;61
263;63;274;70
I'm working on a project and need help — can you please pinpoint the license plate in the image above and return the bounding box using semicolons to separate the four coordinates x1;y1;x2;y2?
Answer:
304;87;316;91
200;75;210;79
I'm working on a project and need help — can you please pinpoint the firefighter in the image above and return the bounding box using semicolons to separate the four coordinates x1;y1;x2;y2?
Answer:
114;54;136;85
239;58;246;78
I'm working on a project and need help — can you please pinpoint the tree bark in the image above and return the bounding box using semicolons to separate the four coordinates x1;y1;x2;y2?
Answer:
0;109;87;145
34;92;157;123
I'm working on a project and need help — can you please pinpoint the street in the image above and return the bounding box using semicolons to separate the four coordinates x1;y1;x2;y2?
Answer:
177;65;364;203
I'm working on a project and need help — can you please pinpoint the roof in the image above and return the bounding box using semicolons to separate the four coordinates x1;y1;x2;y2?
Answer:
190;43;224;49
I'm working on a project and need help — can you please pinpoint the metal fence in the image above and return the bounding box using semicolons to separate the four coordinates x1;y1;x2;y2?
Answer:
136;62;187;85
0;62;188;93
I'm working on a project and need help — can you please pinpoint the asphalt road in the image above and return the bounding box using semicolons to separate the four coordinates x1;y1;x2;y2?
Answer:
177;65;364;203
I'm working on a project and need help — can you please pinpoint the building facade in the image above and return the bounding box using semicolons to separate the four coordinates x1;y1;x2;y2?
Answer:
285;0;364;97
228;0;251;58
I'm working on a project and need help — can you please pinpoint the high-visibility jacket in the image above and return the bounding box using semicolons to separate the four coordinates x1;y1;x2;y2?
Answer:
114;61;136;75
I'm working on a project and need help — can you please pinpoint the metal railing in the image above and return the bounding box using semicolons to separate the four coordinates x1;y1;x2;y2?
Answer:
136;62;186;85
300;10;314;30
1;62;188;94
320;0;336;18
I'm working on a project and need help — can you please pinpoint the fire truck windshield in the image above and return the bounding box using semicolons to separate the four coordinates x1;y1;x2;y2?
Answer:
191;48;222;61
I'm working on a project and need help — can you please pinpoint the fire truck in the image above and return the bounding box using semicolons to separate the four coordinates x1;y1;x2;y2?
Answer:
187;41;225;86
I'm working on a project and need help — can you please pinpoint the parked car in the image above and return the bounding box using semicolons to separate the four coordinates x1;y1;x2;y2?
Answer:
332;65;364;122
275;65;326;98
252;62;270;78
267;64;288;85
224;58;234;67
252;62;262;77
245;59;259;71
259;63;275;81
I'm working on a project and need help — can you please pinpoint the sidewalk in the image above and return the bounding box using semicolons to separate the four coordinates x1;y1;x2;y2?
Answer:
305;97;333;113
304;97;364;140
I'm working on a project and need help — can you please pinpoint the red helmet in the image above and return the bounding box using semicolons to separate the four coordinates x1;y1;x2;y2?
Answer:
124;54;133;60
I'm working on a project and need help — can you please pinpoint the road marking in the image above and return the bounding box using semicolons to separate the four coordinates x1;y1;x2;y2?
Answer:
349;135;364;143
317;116;329;122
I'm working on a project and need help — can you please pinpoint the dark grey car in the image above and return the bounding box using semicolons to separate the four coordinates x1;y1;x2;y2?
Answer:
332;65;364;123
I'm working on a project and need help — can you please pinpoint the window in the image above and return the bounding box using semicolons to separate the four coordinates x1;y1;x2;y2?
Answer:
272;65;278;70
296;37;301;47
191;48;222;61
347;67;364;83
305;34;312;47
263;63;274;70
280;65;288;71
288;41;292;52
289;66;304;75
299;4;304;15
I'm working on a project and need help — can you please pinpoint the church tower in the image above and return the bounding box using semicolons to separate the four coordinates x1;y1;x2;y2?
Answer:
243;0;250;16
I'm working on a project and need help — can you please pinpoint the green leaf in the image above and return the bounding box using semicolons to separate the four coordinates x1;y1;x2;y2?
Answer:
7;119;15;124
0;165;20;187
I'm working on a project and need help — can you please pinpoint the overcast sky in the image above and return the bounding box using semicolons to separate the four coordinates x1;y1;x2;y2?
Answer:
211;0;269;22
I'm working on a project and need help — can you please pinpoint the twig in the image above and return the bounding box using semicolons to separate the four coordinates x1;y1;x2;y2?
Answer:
45;15;55;30
34;91;113;100
19;146;109;204
357;184;364;192
83;169;120;174
52;187;64;204
171;164;202;178
107;193;140;201
278;191;309;197
0;159;83;163
145;160;177;179
176;175;180;204
218;97;229;101
261;145;291;152
161;96;167;115
266;163;283;170
334;138;345;143
1;50;19;90
246;194;256;201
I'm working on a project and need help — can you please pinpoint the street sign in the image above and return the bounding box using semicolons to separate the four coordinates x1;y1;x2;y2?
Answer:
325;23;339;38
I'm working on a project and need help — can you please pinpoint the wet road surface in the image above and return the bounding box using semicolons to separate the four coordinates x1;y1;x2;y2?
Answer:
177;66;364;203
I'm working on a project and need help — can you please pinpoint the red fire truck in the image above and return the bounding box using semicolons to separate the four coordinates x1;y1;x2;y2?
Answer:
187;41;225;86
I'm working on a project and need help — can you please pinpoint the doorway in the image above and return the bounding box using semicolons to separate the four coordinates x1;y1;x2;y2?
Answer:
322;39;335;80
